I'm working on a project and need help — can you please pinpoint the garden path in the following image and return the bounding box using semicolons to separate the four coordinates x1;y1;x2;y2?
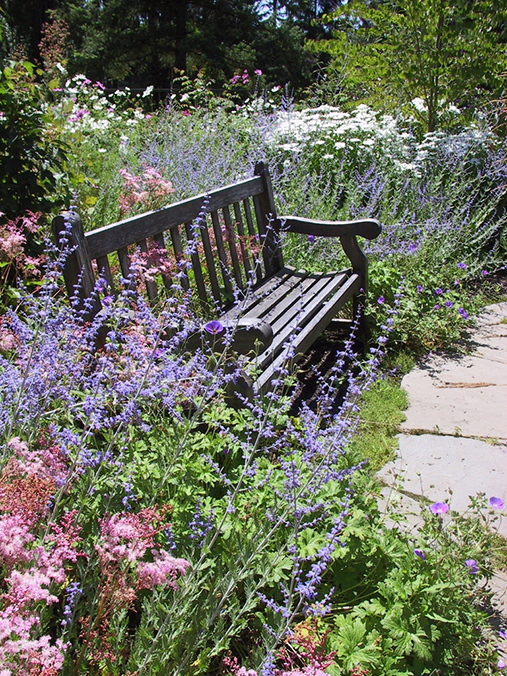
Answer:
377;300;507;630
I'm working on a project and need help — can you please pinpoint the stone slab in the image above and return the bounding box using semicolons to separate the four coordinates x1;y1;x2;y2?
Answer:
378;434;507;537
422;353;507;388
399;372;507;439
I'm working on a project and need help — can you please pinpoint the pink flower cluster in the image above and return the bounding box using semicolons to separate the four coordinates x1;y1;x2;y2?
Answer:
96;507;189;591
119;165;174;215
0;438;78;674
0;211;44;277
0;511;81;675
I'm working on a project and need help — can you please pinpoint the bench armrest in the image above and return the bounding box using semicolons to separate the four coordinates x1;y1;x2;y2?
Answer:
185;317;273;355
278;216;382;240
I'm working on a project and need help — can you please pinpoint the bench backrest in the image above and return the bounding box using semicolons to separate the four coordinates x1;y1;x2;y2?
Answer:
52;162;282;320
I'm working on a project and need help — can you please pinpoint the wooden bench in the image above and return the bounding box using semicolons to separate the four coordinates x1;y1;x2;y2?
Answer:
52;162;381;395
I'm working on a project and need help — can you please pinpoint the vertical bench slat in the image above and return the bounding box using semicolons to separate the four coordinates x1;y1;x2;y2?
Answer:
199;218;222;305
136;239;159;302
184;221;209;308
254;162;283;276
211;210;233;298
222;205;243;289
233;201;253;282
95;254;116;295
169;225;190;292
117;246;132;280
152;232;173;290
243;198;262;283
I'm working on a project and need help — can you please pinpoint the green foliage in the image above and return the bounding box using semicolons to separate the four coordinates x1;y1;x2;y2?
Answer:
310;0;507;131
0;59;69;221
322;488;499;675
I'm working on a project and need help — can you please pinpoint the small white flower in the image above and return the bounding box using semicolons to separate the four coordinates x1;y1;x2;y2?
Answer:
142;85;154;98
411;97;427;112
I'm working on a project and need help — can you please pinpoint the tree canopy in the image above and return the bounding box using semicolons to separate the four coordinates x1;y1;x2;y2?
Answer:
309;0;507;130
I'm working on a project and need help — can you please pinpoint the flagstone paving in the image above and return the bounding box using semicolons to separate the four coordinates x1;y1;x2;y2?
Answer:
377;300;507;646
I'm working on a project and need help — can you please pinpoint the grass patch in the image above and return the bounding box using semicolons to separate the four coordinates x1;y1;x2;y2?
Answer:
351;376;409;471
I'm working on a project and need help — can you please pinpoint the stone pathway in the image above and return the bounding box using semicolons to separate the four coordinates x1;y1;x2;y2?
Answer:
377;301;507;634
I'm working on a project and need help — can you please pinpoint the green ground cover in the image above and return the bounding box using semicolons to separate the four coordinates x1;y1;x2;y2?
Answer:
0;61;507;675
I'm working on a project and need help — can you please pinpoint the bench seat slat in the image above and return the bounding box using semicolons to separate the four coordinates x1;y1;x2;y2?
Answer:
254;271;353;369
255;273;361;393
220;267;309;320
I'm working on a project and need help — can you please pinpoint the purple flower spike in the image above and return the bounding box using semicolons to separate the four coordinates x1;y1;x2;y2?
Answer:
204;320;224;335
465;559;479;574
498;660;506;670
430;502;449;515
414;548;426;560
490;497;505;510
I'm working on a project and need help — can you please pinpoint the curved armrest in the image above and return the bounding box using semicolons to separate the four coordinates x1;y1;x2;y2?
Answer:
278;216;382;240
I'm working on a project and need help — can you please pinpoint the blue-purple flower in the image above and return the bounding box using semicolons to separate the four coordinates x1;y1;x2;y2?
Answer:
429;502;449;515
307;234;315;243
414;548;426;560
465;559;479;574
434;288;443;296
457;262;467;270
489;496;505;510
377;296;385;305
416;284;423;293
204;320;224;335
458;308;469;320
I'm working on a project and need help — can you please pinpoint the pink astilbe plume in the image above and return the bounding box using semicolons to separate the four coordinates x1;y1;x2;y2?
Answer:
119;165;174;215
96;505;171;565
137;549;190;590
0;435;80;675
